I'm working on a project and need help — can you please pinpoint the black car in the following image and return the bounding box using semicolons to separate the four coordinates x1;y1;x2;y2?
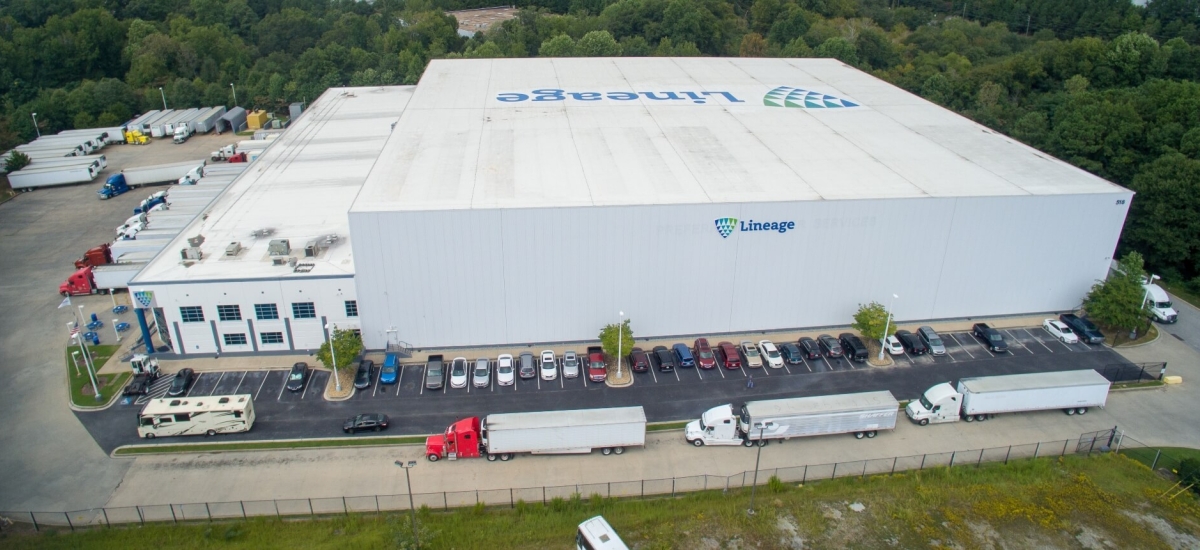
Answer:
652;345;676;371
354;360;373;390
1059;313;1105;344
286;362;308;392
838;333;868;362
798;337;822;359
343;413;389;433
895;330;927;355
628;347;650;373
817;334;843;358
779;343;805;365
518;352;536;379
166;368;194;397
972;323;1008;353
425;355;445;390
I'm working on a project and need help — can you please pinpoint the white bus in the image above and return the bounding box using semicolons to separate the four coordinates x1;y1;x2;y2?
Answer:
576;516;628;550
137;394;255;438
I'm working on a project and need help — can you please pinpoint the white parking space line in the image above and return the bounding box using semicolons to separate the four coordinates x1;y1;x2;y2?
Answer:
948;333;976;359
1023;328;1056;352
254;372;269;399
648;365;658;383
671;366;680;381
300;371;315;399
231;371;248;393
560;360;565;389
715;366;726;378
209;371;226;396
418;366;425;395
186;373;204;397
1003;330;1034;354
372;368;381;397
1043;328;1076;352
276;372;288;401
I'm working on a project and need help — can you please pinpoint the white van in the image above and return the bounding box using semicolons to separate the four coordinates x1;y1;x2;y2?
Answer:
1144;283;1178;323
576;516;628;550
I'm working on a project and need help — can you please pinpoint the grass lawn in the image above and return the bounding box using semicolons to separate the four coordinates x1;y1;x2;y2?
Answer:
7;454;1200;548
1104;323;1158;347
1160;279;1200;309
114;435;428;456
646;421;688;432
1121;446;1200;474
65;345;128;407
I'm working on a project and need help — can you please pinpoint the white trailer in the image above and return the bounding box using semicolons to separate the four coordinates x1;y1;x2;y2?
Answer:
686;391;900;448
121;160;206;186
6;148;79;161
203;164;247;176
93;262;146;289
137;394;255;438
906;370;1111;425
57;127;127;144
166;188;225;201
150;110;187;137
7;165;99;190
124;228;180;241
26;154;107;170
15;142;86;156
110;239;166;257
191;106;227;133
127;110;161;133
236;139;270;152
487;407;645;456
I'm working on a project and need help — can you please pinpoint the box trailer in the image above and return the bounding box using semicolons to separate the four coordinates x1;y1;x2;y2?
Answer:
686;391;900;447
202;164;247;176
425;406;647;462
7;165;99;190
127;110;161;133
100;160;207;198
122;228;179;241
191;106;227;133
110;239;166;257
906;369;1111;425
26;154;107;171
57;127;127;145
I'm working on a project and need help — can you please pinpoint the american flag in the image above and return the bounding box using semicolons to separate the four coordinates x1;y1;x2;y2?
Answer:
69;325;80;338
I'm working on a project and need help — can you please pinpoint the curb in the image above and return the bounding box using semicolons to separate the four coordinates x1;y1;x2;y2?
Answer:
66;374;128;413
1110;383;1167;393
606;374;634;388
1105;328;1162;350
110;437;429;458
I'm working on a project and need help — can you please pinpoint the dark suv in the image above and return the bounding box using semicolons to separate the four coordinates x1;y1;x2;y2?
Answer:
972;323;1008;353
1059;313;1104;344
424;355;445;390
838;333;868;362
518;352;536;379
895;330;927;355
779;343;805;365
818;334;843;358
653;346;676;372
798;337;821;359
628;347;650;372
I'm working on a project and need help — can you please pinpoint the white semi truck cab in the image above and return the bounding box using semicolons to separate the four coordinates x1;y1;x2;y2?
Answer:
904;383;962;425
907;370;1111;426
1144;283;1178;323
685;404;748;446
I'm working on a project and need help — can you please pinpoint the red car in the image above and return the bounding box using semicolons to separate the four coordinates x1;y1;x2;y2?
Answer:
627;347;650;373
693;338;716;369
716;341;741;369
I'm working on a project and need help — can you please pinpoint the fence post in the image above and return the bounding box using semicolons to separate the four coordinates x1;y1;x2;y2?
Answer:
1034;442;1041;458
671;478;676;497
1152;449;1162;470
30;512;37;532
978;450;984;467
170;504;177;523
642;480;646;498
137;506;144;525
949;452;956;468
1004;446;1011;464
891;457;897;474
1061;439;1068;457
510;489;514;508
102;508;110;526
240;501;246;519
1088;435;1098;456
205;502;211;521
831;462;838;479
308;498;313;516
443;492;448;510
375;495;380;513
65;513;73;532
920;454;927;470
542;487;546;505
275;500;280;519
861;461;867;478
343;497;348;515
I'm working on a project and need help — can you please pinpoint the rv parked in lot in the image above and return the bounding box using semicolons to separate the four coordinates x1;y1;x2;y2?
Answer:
137;394;255;438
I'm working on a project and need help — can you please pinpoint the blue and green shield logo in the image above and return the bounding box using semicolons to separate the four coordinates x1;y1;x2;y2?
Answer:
714;218;738;238
764;86;858;109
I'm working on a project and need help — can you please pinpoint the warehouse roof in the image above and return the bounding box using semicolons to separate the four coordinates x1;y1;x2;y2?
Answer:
132;86;415;284
351;57;1124;213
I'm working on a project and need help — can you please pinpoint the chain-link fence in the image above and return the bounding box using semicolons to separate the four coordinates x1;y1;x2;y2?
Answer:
1115;430;1194;475
1096;362;1167;383
0;431;1116;532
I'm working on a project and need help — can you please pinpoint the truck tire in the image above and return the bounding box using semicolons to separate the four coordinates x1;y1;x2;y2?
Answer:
756;439;767;447
691;439;704;447
1066;408;1076;416
866;431;877;438
1077;407;1088;415
486;454;497;462
427;454;440;462
743;439;755;448
614;446;624;455
500;454;512;461
975;415;987;422
854;432;865;439
964;414;974;422
601;447;612;456
144;433;155;439
918;419;929;426
206;429;216;436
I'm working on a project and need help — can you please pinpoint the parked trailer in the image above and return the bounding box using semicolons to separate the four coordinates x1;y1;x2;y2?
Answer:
167;187;225;200
127;110;161;133
191;106;227;133
57;127;127;144
236;139;271;152
7;165;99;190
60;263;145;295
26;154;107;171
123;228;180;241
99;160;207;199
426;406;647;462
5;148;79;161
110;239;166;257
906;370;1111;425
686;391;900;448
202;164;247;176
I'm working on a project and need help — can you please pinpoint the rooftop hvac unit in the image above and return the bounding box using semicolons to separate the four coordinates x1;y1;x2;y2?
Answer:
186;235;205;247
272;257;289;266
250;227;275;238
267;239;289;256
181;246;202;260
225;242;243;256
304;240;319;258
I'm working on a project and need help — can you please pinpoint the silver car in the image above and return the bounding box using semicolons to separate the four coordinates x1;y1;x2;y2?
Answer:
472;358;490;388
562;350;580;378
918;326;946;356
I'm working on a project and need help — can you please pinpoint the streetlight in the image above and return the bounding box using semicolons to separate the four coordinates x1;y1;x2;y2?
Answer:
616;311;625;378
31;112;40;138
879;294;899;361
112;318;120;343
69;322;101;401
325;323;341;392
395;460;420;549
230;83;238;108
747;421;774;515
158;87;168;110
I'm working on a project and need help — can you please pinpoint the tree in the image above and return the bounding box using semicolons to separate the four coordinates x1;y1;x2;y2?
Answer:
4;151;31;173
539;34;578;57
577;30;622;57
851;302;892;342
814;37;858;66
739;33;768;57
1083;252;1151;337
1123;153;1200;281
316;328;363;371
599;319;635;363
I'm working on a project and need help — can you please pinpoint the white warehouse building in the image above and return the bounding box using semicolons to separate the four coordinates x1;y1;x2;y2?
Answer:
131;58;1132;356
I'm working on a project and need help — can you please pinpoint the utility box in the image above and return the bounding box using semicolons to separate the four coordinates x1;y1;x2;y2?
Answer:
289;102;304;121
267;239;290;256
246;110;269;130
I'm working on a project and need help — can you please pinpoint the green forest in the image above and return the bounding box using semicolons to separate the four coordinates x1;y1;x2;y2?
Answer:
2;0;1200;289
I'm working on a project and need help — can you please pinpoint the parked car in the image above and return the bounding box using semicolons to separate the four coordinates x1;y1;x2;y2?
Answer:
628;347;650;372
972;323;1009;353
343;413;389;434
473;358;490;388
425;355;445;390
354;360;373;389
286;362;307;392
756;340;783;368
838;333;869;362
1043;319;1079;344
449;357;468;389
693;338;716;369
380;355;399;384
540;350;558;381
817;334;843;358
653;345;676;372
166;367;194;397
917;326;946;355
1059;313;1105;344
779;343;805;365
496;354;515;386
672;343;696;368
798;337;821;359
740;341;764;368
562;350;580;378
716;341;742;369
895;330;927;355
884;336;904;355
518;352;536;379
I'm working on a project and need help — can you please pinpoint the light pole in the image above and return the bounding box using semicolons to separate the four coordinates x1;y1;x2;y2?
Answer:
159;87;168;110
230;83;238;108
395;460;420;548
31;112;40;138
747;421;774;515
325;323;341;391
616;311;624;378
112;318;120;342
879;294;899;361
70;322;101;401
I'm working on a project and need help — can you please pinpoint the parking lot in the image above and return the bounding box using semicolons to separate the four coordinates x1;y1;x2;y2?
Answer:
133;367;332;405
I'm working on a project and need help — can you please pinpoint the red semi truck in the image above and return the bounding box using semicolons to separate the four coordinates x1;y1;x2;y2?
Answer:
425;407;647;462
60;264;144;296
73;243;113;269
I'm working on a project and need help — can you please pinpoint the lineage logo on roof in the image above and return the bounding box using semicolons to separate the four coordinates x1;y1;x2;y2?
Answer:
763;86;859;109
495;89;746;104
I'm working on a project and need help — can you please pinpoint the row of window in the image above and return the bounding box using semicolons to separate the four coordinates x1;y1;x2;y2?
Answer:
180;301;358;323
222;332;286;346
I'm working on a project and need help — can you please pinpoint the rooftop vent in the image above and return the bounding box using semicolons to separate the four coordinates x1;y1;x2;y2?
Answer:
267;239;289;256
250;228;275;238
225;242;243;257
181;246;202;260
186;235;205;247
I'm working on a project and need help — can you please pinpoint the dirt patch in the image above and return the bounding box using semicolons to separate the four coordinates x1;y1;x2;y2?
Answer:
1123;511;1200;550
776;514;805;549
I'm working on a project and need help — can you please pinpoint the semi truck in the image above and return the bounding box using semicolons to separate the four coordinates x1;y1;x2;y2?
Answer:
685;391;900;447
906;370;1111;425
59;263;147;295
122;355;162;397
7;165;99;190
425;406;647;462
134;191;169;214
172;125;192;144
1143;282;1178;324
98;160;206;198
74;243;113;268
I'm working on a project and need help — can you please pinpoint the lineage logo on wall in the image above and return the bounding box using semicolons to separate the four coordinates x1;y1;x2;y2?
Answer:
714;218;738;238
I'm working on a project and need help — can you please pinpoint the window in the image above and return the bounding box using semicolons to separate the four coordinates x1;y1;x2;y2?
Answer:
292;302;316;319
254;303;278;320
260;332;284;345
223;333;248;346
180;306;204;323
173;413;190;422
217;304;242;321
345;300;358;317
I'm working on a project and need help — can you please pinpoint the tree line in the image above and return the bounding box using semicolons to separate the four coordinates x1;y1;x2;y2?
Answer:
2;0;1199;292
